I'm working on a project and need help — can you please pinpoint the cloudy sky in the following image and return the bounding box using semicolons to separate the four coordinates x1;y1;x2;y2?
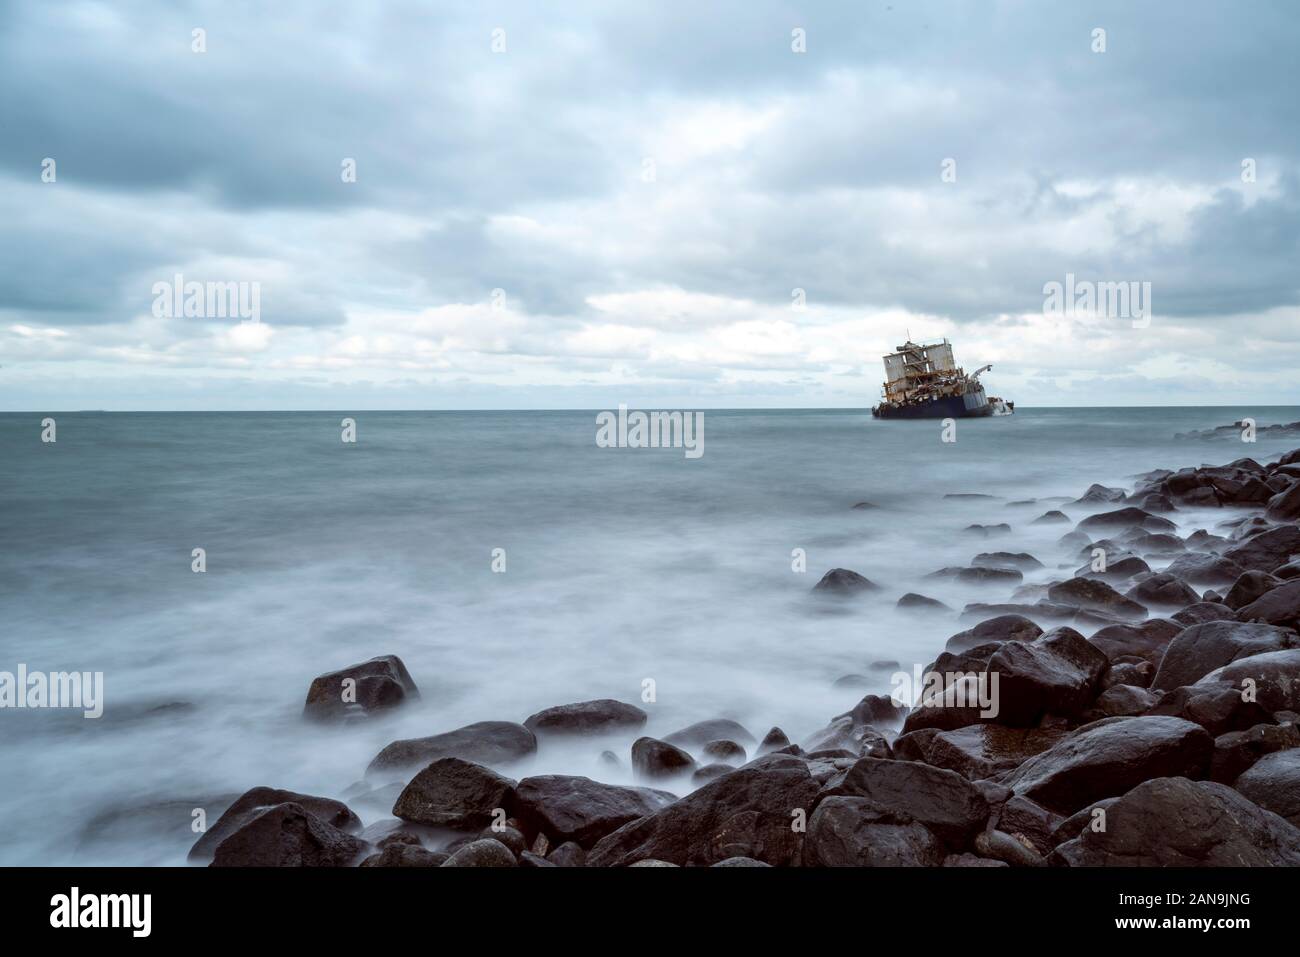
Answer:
2;0;1297;410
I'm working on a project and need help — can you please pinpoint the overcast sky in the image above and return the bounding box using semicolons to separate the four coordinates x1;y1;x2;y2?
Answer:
2;0;1297;410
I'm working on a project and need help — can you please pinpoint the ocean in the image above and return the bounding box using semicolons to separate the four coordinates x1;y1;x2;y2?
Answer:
1;406;1297;865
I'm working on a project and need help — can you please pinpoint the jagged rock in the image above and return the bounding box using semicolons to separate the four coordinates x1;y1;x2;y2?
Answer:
1002;715;1213;815
1152;620;1300;690
663;718;757;749
1072;484;1127;505
1032;510;1070;525
1237;580;1300;628
209;803;369;867
1210;723;1300;783
441;838;517;867
812;568;879;595
1172;602;1238;626
1046;578;1147;620
523;699;647;737
945;614;1042;653
392;758;517;829
972;552;1044;570
1089;619;1183;665
802;796;943;866
189;787;361;862
1195;649;1300;712
303;655;419;721
758;727;790;753
985;626;1108;726
631;737;696;779
820;757;990;848
366;721;537;778
509;775;676;847
1223;525;1300;574
586;763;820;867
1232;749;1300;826
1125;573;1199;607
1050;777;1300;866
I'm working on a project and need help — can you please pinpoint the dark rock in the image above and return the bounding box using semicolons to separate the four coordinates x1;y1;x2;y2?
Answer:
956;566;1024;584
509;775;676;848
1225;571;1284;611
851;501;878;510
973;829;1043;867
303;655;419;722
1089;618;1183;666
802;796;943;866
897;593;952;612
366;721;537;778
1152;620;1300;691
691;764;735;785
1164;553;1250;586
586;763;821;867
893;724;1064;779
189;787;361;862
547;841;586;866
1237;580;1300;627
1273;560;1300;580
1172;602;1238;626
1123;531;1186;556
1076;555;1152;584
1046;578;1146;620
518;850;556;867
392;758;516;830
523;699;647;737
479;825;526;856
1223;525;1300;573
943;853;1008;867
964;523;1012;537
1083;684;1160;719
663;719;757;749
441;838;517;867
832;674;871;691
995;795;1063;856
1125;573;1199;607
209;803;369;867
1072;484;1127;505
1002;715;1213;815
711;856;772;867
1265;481;1300;521
1100;660;1155;690
945;614;1042;653
1149;680;1275;736
985;626;1109;725
360;844;448;867
869;659;902;672
758;727;790;754
812;568;879;595
821;757;990;848
1232;749;1300;826
1050;777;1300;866
702;740;747;765
1211;723;1300;783
1195;649;1300;712
631;737;696;779
1078;507;1176;534
598;750;620;770
899;673;994;734
1032;510;1070;525
972;552;1044;570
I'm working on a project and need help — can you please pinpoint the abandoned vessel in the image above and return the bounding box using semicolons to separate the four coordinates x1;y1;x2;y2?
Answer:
871;338;1014;419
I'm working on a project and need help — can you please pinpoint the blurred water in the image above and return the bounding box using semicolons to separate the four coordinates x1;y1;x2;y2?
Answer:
1;406;1297;864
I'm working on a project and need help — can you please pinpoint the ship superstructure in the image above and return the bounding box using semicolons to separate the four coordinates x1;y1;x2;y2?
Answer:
871;338;1012;419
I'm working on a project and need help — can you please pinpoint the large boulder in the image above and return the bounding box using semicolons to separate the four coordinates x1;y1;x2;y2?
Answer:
1125;573;1199;608
1223;571;1284;611
812;568;879;595
1223;525;1300;573
440;838;518;867
945;615;1042;653
1078;507;1175;534
1088;618;1183;666
972;552;1044;570
631;737;696;779
1152;621;1299;691
392;758;516;829
1072;484;1127;506
586;763;821;866
1164;553;1249;586
1265;482;1300;521
1171;602;1238;626
1051;777;1300;866
802;796;943;866
1046;578;1146;620
1232;749;1300;826
303;655;419;721
209;803;369;867
509;776;676;848
1002;716;1212;815
663;719;757;750
523;699;647;737
1148;681;1275;736
1195;649;1300;712
189;787;361;862
820;757;990;848
984;627;1108;726
893;724;1064;780
1210;722;1300;782
366;721;537;778
1237;580;1300;628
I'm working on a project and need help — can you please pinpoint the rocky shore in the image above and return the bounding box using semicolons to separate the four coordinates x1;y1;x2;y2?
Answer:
191;447;1300;867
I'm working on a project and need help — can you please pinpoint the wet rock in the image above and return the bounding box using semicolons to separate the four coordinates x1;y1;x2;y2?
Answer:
1185;529;1228;551
631;737;696;779
518;850;556;867
945;614;1042;653
1274;560;1300;580
664;718;757;749
712;856;772;867
1072;484;1128;506
1125;573;1199;607
479;824;526;856
897;592;952;612
1100;660;1155;690
1088;618;1183;666
995;795;1063;856
943;853;1008;867
1165;553;1250;587
758;727;790;754
1149;681;1275;736
985;626;1109;726
691;764;734;785
1083;684;1160;720
1123;532;1186;556
441;838;517;867
899;673;994;734
1265;482;1300;521
1195;648;1300;712
366;721;537;778
802;796;943;866
1002;715;1213;815
821;757;990;848
1237;580;1300;628
509;775;676;848
547;841;586;866
523;699;648;737
973;552;1044;570
1211;723;1300;783
360;844;448;867
391;758;517;830
1076;555;1152;584
1171;602;1238;626
1223;525;1300;574
974;829;1043;867
1031;510;1070;525
1152;620;1300;691
1050;777;1300;866
1046;578;1146;620
964;523;1012;537
1078;507;1176;534
956;566;1023;584
1231;750;1300;826
702;740;747;765
628;859;679;866
209;803;369;867
893;724;1064;779
812;568;879;595
586;763;821;867
189;787;361;862
303;655;419;722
